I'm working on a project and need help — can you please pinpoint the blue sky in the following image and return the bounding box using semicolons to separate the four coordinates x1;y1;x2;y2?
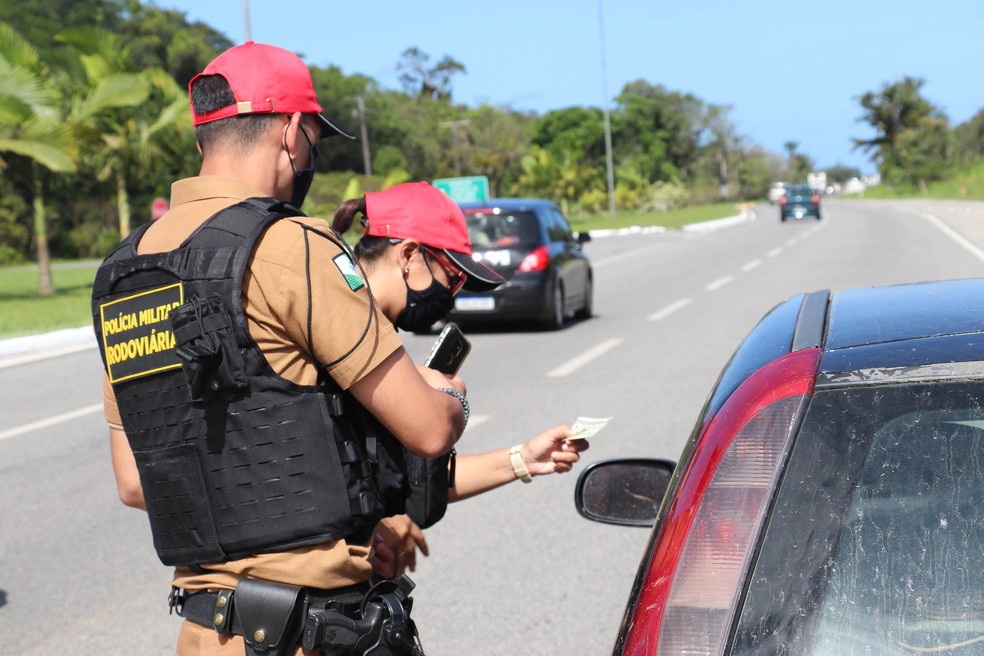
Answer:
154;0;983;174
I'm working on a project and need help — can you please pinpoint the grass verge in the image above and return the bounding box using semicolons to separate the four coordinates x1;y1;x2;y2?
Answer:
0;263;99;339
569;201;747;232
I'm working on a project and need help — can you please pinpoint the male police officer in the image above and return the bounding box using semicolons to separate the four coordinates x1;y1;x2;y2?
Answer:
92;42;467;656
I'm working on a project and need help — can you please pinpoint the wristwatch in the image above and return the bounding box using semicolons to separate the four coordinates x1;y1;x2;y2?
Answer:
509;445;532;483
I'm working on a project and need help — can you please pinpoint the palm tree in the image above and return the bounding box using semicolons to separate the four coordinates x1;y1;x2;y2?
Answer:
0;22;78;295
57;26;183;238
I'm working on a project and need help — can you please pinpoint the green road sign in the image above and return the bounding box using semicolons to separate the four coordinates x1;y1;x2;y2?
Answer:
433;176;490;204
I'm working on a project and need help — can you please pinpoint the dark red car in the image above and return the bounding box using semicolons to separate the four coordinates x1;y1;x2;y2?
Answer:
576;278;984;655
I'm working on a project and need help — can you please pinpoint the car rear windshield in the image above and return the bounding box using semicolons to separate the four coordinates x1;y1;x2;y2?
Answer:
732;380;984;655
463;210;539;250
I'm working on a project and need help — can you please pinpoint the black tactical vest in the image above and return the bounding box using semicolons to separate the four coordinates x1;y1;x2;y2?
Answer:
91;198;406;566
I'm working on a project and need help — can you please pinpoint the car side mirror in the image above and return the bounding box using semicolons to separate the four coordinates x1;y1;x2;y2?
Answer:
577;232;592;244
574;458;676;527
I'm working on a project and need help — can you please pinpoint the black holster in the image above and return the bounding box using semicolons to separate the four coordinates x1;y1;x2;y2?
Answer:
302;577;424;656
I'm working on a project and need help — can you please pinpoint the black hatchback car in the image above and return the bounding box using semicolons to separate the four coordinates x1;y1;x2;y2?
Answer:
575;278;984;656
447;198;592;330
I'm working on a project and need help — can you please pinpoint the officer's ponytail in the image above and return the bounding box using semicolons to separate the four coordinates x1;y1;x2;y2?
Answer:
331;197;391;262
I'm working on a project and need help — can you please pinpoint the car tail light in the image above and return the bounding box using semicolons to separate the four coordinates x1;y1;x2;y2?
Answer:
812;194;820;203
517;245;549;272
778;196;786;206
622;348;821;656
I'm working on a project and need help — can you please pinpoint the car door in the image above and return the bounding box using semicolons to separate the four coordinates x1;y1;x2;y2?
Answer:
545;206;588;308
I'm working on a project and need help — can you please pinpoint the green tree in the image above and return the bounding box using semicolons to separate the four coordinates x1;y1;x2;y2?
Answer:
461;104;533;197
0;22;78;294
56;26;181;238
782;140;815;183
893;115;950;191
952;108;984;166
853;77;947;182
397;47;466;101
116;0;231;87
613;81;707;184
735;147;783;200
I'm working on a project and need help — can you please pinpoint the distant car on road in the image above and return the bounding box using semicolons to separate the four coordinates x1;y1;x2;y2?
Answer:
767;182;786;205
575;278;984;656
779;184;821;221
448;198;592;330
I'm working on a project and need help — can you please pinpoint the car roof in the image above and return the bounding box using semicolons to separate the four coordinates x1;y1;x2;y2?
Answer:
706;279;984;415
817;278;984;375
826;278;984;349
458;198;558;212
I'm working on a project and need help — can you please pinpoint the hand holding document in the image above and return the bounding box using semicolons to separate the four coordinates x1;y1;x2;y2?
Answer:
568;416;612;440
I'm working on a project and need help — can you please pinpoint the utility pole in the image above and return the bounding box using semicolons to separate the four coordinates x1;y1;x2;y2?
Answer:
439;119;470;177
243;0;252;41
598;0;616;222
355;95;372;176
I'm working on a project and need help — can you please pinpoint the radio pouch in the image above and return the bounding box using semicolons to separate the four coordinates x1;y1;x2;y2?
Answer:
171;295;247;403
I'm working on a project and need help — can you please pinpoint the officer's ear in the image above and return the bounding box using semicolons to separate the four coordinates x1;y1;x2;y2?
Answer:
396;240;421;275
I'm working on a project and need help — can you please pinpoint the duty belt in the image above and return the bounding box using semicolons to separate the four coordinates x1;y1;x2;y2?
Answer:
169;577;423;656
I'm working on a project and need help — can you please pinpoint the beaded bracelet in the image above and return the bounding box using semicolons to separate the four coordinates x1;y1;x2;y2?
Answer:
438;387;470;426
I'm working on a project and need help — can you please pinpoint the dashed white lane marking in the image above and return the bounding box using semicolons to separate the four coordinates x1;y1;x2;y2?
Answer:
0;403;103;443
920;211;984;264
785;238;798;247
742;259;762;272
767;247;783;258
648;298;692;322
547;338;623;378
705;275;735;292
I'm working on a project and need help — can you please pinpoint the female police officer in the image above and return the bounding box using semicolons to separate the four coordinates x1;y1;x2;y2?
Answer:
328;182;590;578
94;43;468;656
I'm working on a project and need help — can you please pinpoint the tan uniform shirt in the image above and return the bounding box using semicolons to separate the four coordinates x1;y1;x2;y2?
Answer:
101;176;403;592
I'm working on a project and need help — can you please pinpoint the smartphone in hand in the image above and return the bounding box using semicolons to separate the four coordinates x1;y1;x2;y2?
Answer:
424;322;471;375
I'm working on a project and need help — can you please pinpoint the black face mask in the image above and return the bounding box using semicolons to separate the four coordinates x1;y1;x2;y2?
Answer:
288;125;318;209
396;277;454;333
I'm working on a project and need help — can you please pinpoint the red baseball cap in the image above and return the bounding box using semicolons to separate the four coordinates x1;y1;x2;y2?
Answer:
363;182;505;292
189;41;355;140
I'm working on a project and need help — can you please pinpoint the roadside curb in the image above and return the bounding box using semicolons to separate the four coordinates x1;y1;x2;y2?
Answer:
0;326;95;361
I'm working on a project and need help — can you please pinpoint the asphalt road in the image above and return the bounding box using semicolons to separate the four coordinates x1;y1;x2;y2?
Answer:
2;199;983;655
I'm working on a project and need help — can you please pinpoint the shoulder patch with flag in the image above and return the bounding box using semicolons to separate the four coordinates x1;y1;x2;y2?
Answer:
333;253;365;291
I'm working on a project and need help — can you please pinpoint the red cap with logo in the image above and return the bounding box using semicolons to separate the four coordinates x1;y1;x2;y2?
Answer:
364;182;505;292
188;41;354;139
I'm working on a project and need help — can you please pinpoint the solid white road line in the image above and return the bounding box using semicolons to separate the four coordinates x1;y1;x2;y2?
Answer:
0;402;103;443
705;275;735;292
647;298;692;322
741;259;762;272
921;211;984;264
547;338;623;378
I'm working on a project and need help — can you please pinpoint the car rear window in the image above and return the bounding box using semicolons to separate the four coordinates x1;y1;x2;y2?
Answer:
731;380;984;655
463;210;539;250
